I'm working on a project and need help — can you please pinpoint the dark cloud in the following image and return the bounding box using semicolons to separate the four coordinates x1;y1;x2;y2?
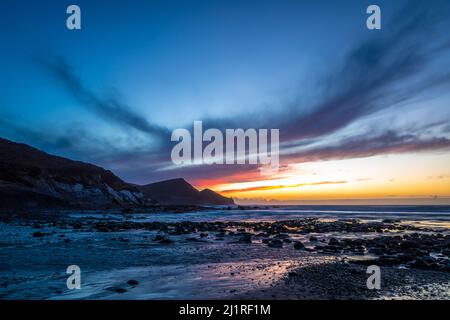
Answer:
111;126;450;185
202;0;450;142
0;115;124;162
286;131;450;164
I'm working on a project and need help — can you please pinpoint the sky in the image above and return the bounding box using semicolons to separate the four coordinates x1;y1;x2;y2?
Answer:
1;0;450;204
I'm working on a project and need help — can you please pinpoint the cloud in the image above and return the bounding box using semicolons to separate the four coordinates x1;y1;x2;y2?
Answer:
13;0;449;186
285;130;450;164
0;115;125;161
220;180;347;194
142;0;450;185
35;57;171;142
202;0;450;143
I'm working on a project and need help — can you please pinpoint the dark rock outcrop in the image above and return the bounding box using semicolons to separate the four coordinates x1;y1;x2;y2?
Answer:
0;137;234;210
0;138;153;210
139;178;234;206
199;188;234;205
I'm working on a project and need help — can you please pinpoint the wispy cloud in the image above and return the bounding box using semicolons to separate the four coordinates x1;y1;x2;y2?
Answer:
220;180;347;194
7;0;449;186
157;0;450;183
284;130;450;164
0;115;126;161
203;0;450;143
35;57;171;142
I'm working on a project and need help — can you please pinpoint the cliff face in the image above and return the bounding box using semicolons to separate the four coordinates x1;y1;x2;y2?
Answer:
0;138;153;210
139;178;235;206
0;138;234;210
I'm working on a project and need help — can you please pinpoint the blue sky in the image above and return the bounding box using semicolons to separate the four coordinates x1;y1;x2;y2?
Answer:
1;0;450;201
1;0;389;125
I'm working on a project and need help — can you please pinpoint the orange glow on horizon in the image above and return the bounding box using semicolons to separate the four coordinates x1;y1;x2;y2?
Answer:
196;153;450;204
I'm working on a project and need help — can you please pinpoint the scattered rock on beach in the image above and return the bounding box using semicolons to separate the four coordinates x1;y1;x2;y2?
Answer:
152;235;165;241
106;286;127;293
238;233;252;243
127;280;139;286
268;239;283;248
97;226;110;232
186;237;202;242
32;231;47;237
328;238;340;246
293;241;305;250
158;238;174;244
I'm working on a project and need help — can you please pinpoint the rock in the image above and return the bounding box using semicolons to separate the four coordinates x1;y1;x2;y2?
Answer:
410;258;431;270
328;238;340;246
293;241;305;250
152;235;165;241
186;237;201;242
106;286;127;293
309;236;318;242
127;280;139;286
382;219;400;223
322;245;343;253
351;258;379;266
368;248;383;255
238;234;252;243
407;248;427;257
421;256;436;264
32;231;46;237
72;223;82;229
159;238;174;244
199;232;208;238
400;240;416;250
397;253;414;263
268;239;283;248
442;248;450;257
437;262;450;272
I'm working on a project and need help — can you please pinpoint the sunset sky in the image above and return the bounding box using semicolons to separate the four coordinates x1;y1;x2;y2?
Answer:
1;0;449;204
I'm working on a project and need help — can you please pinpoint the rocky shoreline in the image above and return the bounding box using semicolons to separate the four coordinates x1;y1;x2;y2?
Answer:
239;261;450;300
1;212;449;299
3;213;450;273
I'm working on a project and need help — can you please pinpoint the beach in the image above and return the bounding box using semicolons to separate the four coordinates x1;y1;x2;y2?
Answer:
1;206;449;300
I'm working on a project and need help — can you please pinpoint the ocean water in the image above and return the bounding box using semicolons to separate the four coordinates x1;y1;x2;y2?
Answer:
68;205;450;227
